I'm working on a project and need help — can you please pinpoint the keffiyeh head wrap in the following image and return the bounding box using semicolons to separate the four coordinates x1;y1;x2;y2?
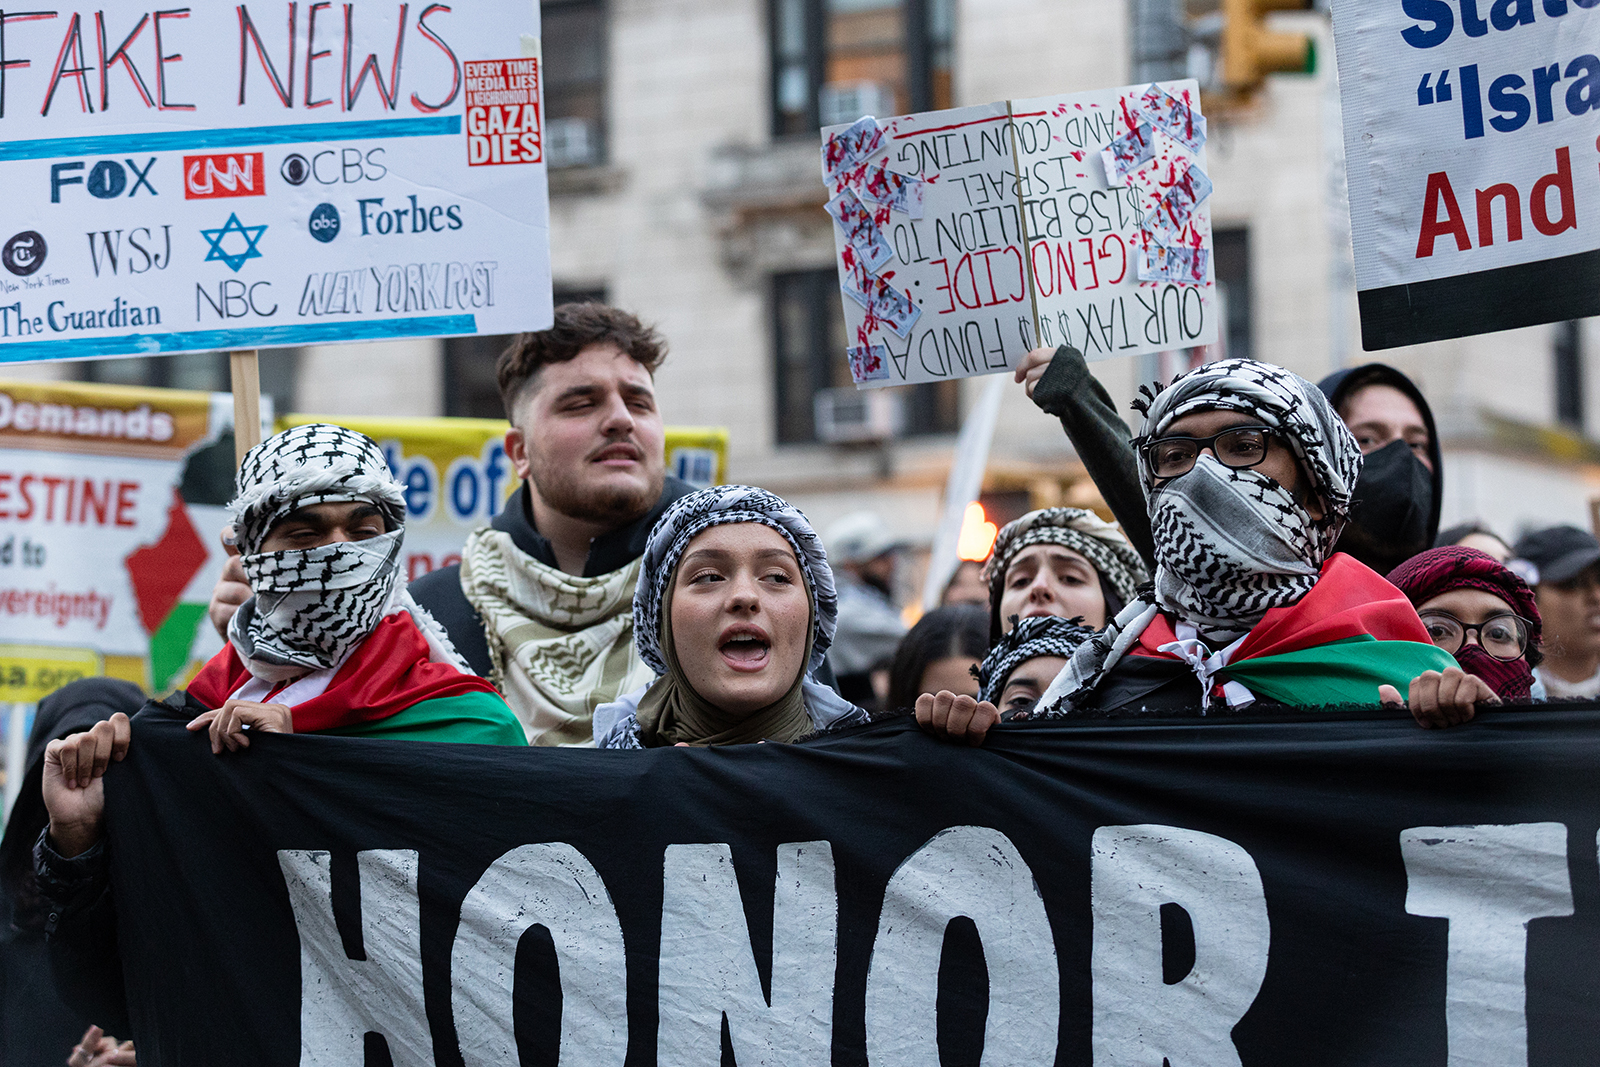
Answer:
634;485;836;677
977;614;1096;705
225;424;458;683
624;485;857;747
1135;358;1363;644
981;508;1147;639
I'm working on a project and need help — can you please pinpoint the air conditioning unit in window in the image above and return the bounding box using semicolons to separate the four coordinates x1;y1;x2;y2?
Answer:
546;117;598;167
818;81;896;128
814;386;903;444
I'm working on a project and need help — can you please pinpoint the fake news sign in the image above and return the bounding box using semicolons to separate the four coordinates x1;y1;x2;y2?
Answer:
109;709;1600;1064
1332;0;1600;348
0;2;552;364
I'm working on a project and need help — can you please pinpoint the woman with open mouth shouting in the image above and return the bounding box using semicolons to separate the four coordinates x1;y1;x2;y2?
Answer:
595;485;869;748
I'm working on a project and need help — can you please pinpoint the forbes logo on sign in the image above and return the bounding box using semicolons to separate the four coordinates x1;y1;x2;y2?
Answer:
309;204;341;243
184;153;267;200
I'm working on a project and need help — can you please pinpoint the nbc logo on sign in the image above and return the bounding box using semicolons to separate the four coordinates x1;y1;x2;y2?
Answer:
183;153;267;200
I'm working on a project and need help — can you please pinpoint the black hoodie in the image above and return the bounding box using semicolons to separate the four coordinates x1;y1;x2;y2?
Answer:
1317;364;1444;576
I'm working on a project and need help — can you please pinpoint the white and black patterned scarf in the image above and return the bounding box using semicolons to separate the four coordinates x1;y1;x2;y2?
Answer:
597;485;867;748
226;424;460;683
1037;359;1362;713
981;507;1147;638
977;614;1097;705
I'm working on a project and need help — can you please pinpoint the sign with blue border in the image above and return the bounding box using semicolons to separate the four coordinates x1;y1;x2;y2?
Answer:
0;4;551;363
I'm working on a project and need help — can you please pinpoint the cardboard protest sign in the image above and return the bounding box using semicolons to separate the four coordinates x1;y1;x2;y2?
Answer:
1332;0;1600;348
281;414;728;583
821;82;1218;389
0;379;250;700
0;3;551;365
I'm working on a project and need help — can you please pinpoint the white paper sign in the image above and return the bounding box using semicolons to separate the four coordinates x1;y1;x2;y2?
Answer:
821;82;1218;389
0;2;551;364
1332;1;1600;296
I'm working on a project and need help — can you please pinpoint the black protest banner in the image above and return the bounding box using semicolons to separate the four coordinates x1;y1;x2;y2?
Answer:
104;704;1600;1066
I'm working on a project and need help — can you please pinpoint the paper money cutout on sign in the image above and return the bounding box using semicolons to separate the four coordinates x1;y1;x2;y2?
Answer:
1139;84;1207;153
847;344;891;383
826;188;894;273
1138;244;1210;284
1146;162;1214;248
841;261;922;338
1101;123;1155;187
822;115;888;183
857;161;925;219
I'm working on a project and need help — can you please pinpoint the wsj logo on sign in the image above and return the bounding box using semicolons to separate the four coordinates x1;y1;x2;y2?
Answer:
184;153;267;200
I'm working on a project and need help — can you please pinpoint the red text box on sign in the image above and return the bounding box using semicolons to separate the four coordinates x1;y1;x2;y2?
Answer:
183;153;267;199
464;59;542;166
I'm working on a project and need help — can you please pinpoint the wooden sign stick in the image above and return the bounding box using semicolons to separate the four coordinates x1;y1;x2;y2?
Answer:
230;349;263;468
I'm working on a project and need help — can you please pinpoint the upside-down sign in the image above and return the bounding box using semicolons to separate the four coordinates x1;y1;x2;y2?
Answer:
1332;0;1600;349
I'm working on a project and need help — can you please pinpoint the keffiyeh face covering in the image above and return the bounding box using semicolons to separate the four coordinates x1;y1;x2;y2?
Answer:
226;424;409;682
977;614;1097;705
1136;359;1363;645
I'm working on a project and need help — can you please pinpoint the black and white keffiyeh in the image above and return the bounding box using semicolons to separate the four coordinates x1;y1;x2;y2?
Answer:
981;507;1147;638
226;424;461;683
632;485;838;677
1137;358;1362;645
1036;359;1363;714
977;615;1096;705
597;485;866;748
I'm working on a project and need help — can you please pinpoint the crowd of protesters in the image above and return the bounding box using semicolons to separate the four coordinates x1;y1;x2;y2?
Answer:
4;301;1598;1063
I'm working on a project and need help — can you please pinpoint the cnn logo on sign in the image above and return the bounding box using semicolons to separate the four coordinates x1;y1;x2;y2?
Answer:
184;153;266;199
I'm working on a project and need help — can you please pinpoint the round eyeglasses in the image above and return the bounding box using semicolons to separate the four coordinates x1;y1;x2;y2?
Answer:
1417;610;1530;661
1141;425;1280;481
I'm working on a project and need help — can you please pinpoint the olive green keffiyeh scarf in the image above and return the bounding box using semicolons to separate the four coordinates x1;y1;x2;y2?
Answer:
459;526;653;746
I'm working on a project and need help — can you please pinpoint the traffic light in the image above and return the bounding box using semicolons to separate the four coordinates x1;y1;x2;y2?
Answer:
1219;0;1316;94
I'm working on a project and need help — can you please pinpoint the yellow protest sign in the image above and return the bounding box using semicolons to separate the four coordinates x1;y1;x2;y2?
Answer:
0;644;104;703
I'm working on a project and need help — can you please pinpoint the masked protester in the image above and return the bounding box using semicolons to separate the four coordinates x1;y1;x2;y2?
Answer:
1388;547;1543;702
1029;359;1464;720
978;615;1097;717
981;508;1147;641
595;486;869;748
1317;364;1442;575
33;425;524;1039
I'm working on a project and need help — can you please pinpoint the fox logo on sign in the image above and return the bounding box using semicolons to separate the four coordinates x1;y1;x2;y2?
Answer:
184;153;267;200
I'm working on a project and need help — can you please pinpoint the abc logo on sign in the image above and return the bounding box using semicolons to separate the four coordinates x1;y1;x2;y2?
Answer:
184;153;266;200
2;232;47;276
309;204;341;243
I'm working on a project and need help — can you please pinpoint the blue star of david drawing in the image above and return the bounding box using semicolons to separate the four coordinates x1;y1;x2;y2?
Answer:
200;213;267;272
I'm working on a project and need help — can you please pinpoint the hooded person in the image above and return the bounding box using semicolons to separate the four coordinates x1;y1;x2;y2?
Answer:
981;507;1147;642
1317;363;1443;576
595;486;869;748
1388;546;1544;702
1034;358;1459;717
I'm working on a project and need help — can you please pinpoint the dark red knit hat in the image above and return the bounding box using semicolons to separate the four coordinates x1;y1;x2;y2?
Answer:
1388;546;1542;654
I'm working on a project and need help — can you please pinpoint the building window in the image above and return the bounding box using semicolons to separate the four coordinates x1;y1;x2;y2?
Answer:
1555;320;1584;431
444;287;608;419
542;0;607;167
771;0;954;137
772;269;958;443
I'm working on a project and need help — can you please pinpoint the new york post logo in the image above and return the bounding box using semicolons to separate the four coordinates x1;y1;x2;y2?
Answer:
184;153;266;200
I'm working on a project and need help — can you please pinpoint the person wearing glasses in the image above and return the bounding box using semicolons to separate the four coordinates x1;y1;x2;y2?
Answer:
1387;546;1544;705
1004;357;1483;728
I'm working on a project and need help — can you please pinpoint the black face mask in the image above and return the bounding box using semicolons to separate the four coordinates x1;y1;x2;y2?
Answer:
1344;438;1433;567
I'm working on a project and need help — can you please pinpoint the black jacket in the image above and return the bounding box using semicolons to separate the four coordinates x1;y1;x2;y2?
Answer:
6;678;145;1054
1029;345;1156;571
409;476;697;676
